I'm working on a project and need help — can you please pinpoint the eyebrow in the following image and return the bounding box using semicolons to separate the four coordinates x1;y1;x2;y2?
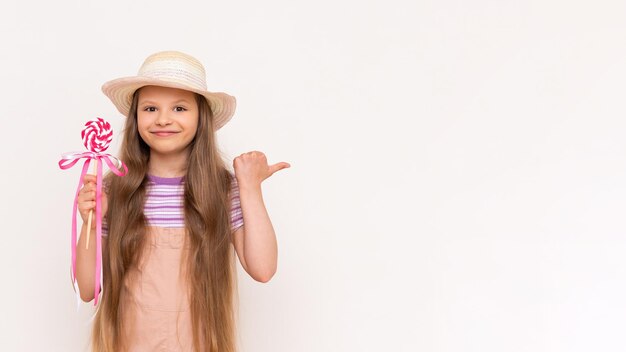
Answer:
139;99;192;105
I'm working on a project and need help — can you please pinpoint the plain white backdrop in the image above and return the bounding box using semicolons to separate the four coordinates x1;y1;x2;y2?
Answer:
1;0;625;351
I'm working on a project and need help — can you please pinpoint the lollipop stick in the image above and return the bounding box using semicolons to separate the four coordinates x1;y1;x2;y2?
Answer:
85;162;97;250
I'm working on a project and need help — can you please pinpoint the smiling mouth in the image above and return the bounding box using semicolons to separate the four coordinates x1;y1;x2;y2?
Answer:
152;131;179;137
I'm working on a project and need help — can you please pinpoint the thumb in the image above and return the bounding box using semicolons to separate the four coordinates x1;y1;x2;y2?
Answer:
268;162;291;176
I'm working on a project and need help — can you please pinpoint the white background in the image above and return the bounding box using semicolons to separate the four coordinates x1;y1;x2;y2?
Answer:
1;0;625;351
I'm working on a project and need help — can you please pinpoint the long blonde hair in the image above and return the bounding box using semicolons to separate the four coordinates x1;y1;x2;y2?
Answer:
91;88;238;351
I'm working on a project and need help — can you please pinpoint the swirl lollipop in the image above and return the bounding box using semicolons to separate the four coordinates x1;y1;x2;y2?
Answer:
59;117;127;306
82;118;113;153
81;118;113;245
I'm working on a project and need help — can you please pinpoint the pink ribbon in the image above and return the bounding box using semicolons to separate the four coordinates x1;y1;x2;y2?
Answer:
59;151;127;305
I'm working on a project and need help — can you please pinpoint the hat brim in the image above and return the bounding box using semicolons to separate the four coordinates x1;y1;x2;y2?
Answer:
102;77;236;130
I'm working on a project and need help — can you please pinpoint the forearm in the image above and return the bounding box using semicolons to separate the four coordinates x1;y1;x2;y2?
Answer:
75;223;97;302
239;183;278;281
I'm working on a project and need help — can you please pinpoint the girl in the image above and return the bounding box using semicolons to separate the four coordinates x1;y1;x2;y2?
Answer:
74;51;289;351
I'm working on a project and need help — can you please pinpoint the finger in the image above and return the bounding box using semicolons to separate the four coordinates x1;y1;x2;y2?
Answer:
78;200;95;209
78;191;96;203
79;184;95;196
83;174;97;183
78;200;96;213
243;151;265;158
268;162;291;175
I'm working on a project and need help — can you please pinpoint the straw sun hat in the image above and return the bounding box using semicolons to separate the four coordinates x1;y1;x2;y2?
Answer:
102;51;236;130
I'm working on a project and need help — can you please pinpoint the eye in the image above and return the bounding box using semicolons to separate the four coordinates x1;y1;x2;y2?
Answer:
174;106;187;112
143;106;157;112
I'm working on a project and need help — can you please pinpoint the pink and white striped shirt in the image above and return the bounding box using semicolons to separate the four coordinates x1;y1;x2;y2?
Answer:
102;174;244;235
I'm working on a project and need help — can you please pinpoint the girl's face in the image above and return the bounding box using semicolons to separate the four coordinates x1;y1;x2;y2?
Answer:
136;85;199;159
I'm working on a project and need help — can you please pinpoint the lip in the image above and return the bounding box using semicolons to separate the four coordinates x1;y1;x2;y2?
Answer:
151;131;179;137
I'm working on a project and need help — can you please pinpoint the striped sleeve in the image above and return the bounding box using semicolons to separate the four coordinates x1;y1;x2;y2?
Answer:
230;175;244;232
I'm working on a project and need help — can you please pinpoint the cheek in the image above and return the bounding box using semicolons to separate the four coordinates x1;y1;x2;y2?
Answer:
136;112;148;127
138;129;150;144
187;114;199;135
136;114;151;142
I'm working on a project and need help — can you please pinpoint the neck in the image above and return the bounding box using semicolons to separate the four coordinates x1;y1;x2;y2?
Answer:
148;150;189;178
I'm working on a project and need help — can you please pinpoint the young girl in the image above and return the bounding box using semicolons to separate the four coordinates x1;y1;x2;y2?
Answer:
74;51;289;352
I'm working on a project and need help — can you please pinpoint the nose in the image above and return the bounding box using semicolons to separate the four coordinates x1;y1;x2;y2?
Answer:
155;110;172;126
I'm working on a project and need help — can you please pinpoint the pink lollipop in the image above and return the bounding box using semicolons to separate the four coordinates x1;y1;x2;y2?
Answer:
59;117;127;306
81;119;114;251
81;118;113;153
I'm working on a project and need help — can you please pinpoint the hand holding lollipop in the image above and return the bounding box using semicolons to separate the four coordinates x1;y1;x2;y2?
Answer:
59;117;127;305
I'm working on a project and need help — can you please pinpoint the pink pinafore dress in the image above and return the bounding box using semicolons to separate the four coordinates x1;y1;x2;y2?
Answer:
120;226;196;351
112;174;243;351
